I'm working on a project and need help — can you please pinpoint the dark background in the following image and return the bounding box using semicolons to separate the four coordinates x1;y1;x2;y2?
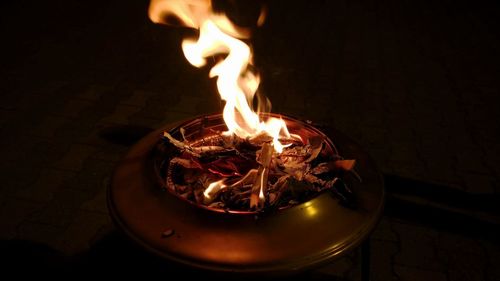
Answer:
0;0;499;280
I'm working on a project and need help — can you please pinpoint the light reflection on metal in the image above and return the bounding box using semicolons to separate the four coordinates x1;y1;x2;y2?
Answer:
303;201;318;217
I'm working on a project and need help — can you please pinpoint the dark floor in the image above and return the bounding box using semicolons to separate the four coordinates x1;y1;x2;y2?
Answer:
0;0;499;280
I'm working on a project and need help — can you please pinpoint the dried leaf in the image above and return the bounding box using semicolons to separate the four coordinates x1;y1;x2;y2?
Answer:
305;136;324;162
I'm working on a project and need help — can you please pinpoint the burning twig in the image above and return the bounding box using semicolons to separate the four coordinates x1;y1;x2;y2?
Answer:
250;142;273;209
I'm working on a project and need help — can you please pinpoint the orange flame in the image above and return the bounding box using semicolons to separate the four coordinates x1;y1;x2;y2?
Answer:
149;0;295;153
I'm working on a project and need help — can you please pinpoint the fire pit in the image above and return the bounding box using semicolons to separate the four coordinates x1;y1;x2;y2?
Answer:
108;113;384;274
108;0;384;277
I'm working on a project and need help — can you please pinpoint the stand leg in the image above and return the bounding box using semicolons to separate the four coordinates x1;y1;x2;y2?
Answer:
361;239;371;281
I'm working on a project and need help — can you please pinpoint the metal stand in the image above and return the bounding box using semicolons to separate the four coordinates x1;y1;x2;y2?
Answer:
361;239;371;281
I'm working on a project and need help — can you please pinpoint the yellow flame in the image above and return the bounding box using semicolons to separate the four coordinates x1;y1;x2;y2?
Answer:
203;179;226;199
149;0;292;152
149;0;210;28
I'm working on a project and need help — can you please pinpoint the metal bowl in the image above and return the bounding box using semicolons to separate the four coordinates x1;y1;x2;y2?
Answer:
154;113;340;215
108;113;384;274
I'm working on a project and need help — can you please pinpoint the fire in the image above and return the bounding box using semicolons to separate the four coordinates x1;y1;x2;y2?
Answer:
149;0;294;153
203;179;226;204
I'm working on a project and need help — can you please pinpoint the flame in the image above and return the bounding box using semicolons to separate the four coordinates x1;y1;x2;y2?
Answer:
203;179;226;203
149;0;293;153
149;0;210;29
